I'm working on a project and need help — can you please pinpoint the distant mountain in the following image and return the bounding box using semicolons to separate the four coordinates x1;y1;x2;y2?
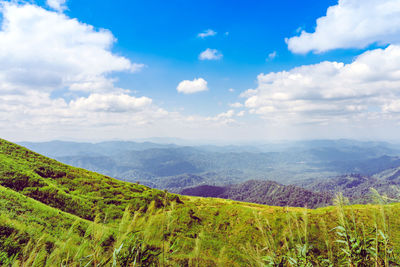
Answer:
312;155;400;176
19;140;400;190
297;171;400;203
152;174;207;192
19;140;178;157
181;180;333;208
180;185;227;197
373;166;400;182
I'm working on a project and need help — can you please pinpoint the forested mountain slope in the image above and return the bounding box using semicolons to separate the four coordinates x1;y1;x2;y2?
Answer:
181;180;332;208
298;172;400;204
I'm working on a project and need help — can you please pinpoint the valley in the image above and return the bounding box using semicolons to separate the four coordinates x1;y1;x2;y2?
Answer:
21;140;400;208
21;139;400;190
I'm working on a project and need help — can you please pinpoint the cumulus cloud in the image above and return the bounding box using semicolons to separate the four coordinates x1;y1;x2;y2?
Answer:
199;48;223;60
241;45;400;124
0;2;143;94
197;29;217;38
287;0;400;53
206;110;236;124
0;90;170;138
177;78;208;94
0;2;164;137
70;94;153;113
46;0;67;12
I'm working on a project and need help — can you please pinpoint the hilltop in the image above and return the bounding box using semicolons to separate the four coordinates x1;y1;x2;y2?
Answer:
1;138;400;266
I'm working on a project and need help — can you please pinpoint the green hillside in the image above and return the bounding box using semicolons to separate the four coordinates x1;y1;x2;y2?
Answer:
1;138;400;266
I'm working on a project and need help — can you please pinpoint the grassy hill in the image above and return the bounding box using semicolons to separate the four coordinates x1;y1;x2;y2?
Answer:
1;138;400;266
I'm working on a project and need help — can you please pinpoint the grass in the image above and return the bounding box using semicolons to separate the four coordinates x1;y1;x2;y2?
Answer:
1;138;400;266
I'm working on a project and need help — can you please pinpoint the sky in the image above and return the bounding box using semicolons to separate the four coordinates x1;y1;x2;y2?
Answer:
1;0;400;143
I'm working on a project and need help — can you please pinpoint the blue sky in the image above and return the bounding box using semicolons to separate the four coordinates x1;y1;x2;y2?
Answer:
73;0;340;114
1;0;400;142
45;0;346;115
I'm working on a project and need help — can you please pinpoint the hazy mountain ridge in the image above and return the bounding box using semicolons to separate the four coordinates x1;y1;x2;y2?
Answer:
19;140;400;191
181;180;333;208
180;168;400;208
19;140;179;157
18;140;400;205
297;170;400;203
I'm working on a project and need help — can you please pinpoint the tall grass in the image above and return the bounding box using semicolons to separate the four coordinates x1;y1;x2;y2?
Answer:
2;188;400;266
6;207;161;266
248;190;400;267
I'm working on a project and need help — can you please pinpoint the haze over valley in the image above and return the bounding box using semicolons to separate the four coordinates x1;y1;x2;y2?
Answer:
20;139;400;207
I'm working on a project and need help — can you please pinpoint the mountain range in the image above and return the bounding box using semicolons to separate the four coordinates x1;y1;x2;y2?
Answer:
20;139;400;192
180;180;332;208
19;139;400;209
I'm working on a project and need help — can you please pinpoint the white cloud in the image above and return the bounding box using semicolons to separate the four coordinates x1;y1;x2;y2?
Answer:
206;110;236;124
0;90;170;136
177;78;208;94
0;2;164;137
0;2;143;95
383;100;400;113
228;88;235;92
287;0;400;54
197;29;217;38
237;110;245;117
229;102;243;108
241;44;400;125
266;51;277;61
70;94;153;113
46;0;67;12
199;48;223;60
